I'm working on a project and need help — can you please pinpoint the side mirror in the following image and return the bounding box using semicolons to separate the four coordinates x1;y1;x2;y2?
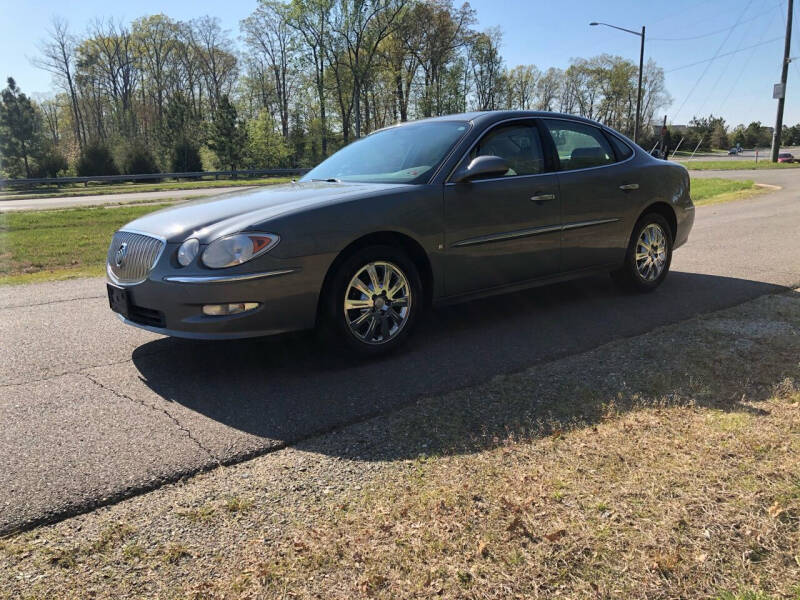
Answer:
452;155;510;183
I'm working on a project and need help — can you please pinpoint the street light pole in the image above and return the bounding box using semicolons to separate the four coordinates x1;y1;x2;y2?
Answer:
590;22;646;144
770;0;793;162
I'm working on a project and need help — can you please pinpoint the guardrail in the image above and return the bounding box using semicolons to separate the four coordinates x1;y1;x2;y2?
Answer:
0;168;311;189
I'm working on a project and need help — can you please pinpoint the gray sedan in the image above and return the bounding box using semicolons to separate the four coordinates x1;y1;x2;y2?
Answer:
107;111;694;355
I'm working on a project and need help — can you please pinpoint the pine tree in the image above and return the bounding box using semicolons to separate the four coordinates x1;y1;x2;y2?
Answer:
0;77;43;178
207;95;247;171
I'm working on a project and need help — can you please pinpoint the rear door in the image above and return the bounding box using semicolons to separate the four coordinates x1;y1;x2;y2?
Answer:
443;120;561;297
541;118;637;272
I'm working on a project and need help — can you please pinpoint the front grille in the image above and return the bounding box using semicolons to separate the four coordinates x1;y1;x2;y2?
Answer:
128;305;166;328
107;231;165;284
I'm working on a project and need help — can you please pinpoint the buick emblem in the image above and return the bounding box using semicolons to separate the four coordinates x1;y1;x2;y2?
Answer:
114;242;128;267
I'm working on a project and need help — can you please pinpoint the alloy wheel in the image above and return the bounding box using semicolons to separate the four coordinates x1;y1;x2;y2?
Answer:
343;261;411;344
635;223;668;281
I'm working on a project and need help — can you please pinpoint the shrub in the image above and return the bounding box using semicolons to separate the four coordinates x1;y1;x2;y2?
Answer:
35;145;68;178
120;142;159;176
76;142;118;176
170;139;203;173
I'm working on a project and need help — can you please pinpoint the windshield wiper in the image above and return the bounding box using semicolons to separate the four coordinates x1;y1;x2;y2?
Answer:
309;178;341;183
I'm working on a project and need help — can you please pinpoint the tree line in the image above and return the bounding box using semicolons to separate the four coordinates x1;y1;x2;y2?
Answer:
3;0;758;180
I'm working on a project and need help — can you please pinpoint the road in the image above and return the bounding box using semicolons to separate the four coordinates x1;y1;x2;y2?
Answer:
1;171;798;534
676;145;799;161
0;186;253;212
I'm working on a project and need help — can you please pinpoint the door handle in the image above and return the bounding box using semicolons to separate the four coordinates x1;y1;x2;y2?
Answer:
619;183;639;191
530;193;556;202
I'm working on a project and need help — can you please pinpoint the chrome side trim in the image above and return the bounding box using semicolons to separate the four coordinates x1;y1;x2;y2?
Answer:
452;224;562;247
562;218;620;231
451;218;620;248
163;269;297;284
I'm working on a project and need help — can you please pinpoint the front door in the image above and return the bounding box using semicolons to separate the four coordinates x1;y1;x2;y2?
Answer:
443;121;561;297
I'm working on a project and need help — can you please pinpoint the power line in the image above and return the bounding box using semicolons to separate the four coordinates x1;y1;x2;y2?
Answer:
671;0;755;122
650;8;780;41
666;36;784;72
717;4;781;111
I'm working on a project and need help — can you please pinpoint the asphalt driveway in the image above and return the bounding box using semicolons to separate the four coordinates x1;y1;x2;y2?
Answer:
1;172;798;534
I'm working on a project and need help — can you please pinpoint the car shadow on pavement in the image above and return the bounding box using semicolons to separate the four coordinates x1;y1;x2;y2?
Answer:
131;271;792;462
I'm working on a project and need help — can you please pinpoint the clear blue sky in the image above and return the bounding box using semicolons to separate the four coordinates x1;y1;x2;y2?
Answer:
1;0;797;128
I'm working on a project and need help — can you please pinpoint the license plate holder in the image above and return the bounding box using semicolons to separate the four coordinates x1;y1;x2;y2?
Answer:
107;283;130;319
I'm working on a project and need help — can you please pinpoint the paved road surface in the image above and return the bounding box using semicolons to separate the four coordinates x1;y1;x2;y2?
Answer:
0;186;254;212
1;172;798;534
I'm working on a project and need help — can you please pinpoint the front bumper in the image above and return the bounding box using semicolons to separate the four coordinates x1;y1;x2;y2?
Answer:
109;251;326;339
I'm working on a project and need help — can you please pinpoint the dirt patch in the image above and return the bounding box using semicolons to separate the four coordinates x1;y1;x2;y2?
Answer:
1;290;799;599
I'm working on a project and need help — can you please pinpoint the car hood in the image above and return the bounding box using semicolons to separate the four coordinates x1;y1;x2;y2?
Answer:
122;181;411;243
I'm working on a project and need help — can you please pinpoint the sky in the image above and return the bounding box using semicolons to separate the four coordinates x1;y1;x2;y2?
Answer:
0;0;797;128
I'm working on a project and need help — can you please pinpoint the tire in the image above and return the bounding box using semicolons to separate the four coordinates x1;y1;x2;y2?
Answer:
321;245;423;357
610;213;673;292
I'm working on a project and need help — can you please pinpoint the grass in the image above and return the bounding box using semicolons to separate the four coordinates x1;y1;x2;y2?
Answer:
691;177;770;206
0;176;294;200
680;160;800;170
0;175;776;285
1;290;798;598
0;203;172;285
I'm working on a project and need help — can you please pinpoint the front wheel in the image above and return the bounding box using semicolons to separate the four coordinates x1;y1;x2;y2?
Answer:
611;214;673;292
322;245;422;356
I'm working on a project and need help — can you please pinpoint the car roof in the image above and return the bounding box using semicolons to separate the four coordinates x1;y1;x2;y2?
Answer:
415;110;608;128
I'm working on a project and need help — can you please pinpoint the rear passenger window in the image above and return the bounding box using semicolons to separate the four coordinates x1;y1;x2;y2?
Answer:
607;133;634;160
469;123;545;178
544;120;615;170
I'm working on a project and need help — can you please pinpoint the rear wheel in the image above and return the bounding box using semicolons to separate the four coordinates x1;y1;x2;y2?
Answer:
611;213;673;292
322;245;422;356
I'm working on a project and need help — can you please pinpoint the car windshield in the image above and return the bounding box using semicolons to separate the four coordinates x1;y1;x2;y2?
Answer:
301;121;469;184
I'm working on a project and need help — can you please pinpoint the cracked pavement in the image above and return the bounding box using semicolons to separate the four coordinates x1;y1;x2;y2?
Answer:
1;169;799;535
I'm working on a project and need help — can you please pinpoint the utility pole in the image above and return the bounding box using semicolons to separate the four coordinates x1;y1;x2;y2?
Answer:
635;26;645;144
771;0;793;162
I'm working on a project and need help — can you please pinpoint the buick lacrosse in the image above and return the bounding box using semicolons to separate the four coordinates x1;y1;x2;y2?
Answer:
107;111;694;355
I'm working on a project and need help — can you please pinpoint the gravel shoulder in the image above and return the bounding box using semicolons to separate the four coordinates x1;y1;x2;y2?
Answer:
2;289;798;599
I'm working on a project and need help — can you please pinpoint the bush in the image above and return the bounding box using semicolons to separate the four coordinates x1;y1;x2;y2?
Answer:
170;139;203;173
76;142;118;176
35;146;68;178
120;142;159;175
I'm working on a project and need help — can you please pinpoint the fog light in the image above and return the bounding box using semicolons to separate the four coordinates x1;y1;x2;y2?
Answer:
202;302;259;316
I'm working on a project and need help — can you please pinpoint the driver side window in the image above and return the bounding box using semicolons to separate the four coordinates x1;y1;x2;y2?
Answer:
468;123;545;179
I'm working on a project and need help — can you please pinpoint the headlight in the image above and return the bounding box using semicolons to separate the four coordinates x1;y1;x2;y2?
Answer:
202;232;280;269
177;238;200;266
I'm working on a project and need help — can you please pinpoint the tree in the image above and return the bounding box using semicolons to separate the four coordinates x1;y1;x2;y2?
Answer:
242;1;298;139
207;95;247;170
536;67;561;111
286;0;334;154
34;18;85;149
328;0;408;139
469;28;503;111
0;78;43;178
170;139;203;172
245;110;291;167
710;123;729;150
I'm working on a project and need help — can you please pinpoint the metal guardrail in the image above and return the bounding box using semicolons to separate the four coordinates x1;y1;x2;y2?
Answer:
0;168;311;188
